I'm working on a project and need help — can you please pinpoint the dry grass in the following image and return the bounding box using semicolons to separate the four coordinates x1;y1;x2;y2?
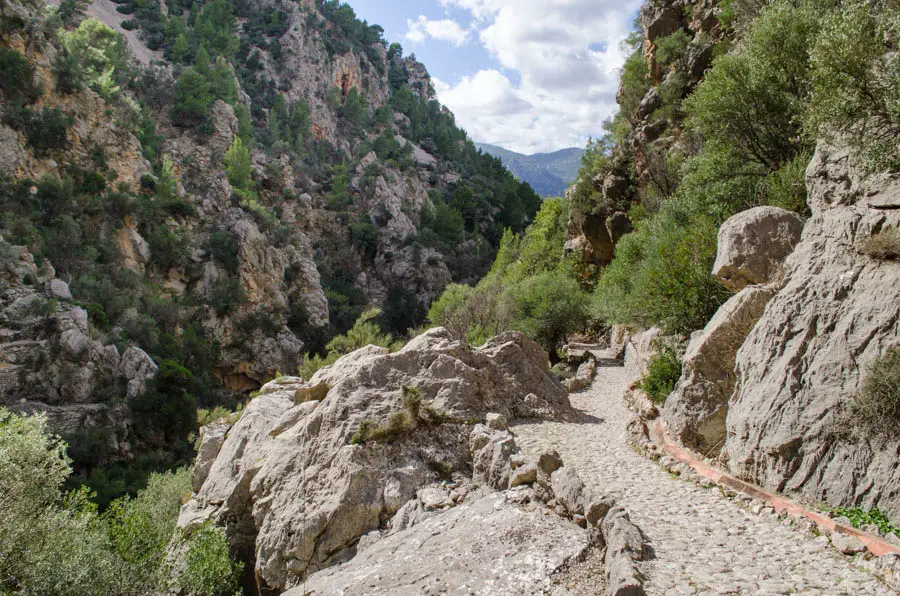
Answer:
851;348;900;438
858;228;900;260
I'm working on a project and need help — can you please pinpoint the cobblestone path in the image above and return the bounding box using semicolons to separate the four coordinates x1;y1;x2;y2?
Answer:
514;364;895;595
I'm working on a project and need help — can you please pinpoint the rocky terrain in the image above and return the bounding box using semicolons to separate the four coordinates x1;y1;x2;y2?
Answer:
176;329;640;594
0;0;539;485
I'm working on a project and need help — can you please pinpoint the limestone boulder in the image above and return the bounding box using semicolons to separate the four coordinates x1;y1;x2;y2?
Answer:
624;328;662;381
712;206;804;292
664;285;777;455
290;491;593;596
177;328;571;593
191;422;230;493
724;144;900;522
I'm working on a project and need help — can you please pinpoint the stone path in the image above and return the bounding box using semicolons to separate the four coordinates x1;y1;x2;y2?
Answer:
514;364;896;595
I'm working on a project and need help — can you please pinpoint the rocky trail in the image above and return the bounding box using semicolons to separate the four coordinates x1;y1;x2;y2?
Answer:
514;360;895;596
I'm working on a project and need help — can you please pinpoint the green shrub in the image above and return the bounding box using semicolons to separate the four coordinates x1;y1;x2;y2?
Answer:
508;270;589;360
53;51;84;94
638;344;683;404
349;217;378;261
177;522;243;596
23;108;74;156
684;0;820;172
427;283;475;338
807;2;900;172
130;359;198;448
0;48;41;104
59;19;127;98
208;277;246;316
380;286;426;336
209;230;240;273
829;507;899;537
300;309;394;378
850;348;900;438
103;468;192;591
171;68;213;126
224;137;252;190
592;206;729;335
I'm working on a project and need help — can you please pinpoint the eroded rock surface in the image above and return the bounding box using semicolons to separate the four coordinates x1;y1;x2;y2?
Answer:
664;285;776;455
178;328;571;593
725;144;900;521
292;490;593;596
712;206;803;292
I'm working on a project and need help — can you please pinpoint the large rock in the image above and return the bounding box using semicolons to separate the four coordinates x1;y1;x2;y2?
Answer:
663;283;777;455
624;328;662;381
177;328;570;592
724;144;900;522
712;206;804;292
290;491;593;596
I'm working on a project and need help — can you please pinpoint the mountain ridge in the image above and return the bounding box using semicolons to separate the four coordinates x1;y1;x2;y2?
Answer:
475;142;583;197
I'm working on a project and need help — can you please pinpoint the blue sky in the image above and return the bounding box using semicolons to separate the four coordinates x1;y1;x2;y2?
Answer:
347;0;643;154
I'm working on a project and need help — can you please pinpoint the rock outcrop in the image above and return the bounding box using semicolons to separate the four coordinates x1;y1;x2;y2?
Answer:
711;206;804;292
663;206;802;455
663;285;777;455
178;328;571;593
0;238;156;451
291;490;593;596
725;144;900;522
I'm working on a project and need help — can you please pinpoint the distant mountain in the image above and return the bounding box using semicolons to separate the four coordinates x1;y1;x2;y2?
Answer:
476;143;584;197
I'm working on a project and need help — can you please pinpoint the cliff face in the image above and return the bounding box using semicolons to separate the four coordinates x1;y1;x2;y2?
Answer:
0;0;539;478
725;145;900;520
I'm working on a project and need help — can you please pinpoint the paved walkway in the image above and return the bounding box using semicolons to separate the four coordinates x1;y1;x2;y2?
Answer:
513;364;895;595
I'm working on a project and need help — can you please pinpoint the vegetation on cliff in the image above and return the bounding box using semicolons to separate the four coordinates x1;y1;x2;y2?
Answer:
0;0;540;507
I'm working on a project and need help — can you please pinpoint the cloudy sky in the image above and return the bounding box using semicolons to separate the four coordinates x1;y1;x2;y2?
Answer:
347;0;642;155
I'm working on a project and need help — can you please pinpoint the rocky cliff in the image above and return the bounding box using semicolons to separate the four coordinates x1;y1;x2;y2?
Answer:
0;0;539;482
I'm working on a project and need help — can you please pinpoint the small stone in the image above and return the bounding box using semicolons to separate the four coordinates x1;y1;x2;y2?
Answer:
584;492;615;528
486;412;508;431
509;463;538;487
538;450;563;475
47;279;72;300
418;487;453;511
831;531;866;555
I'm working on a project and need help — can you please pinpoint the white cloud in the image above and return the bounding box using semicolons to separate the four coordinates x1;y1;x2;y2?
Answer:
434;0;642;153
405;15;469;46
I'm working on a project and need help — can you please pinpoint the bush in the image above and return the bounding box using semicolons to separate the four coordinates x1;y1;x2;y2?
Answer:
508;270;589;360
851;347;900;438
209;230;240;273
300;309;394;379
224;137;252;190
592;206;729;335
208;277;246;316
177;523;243;596
171;68;213;126
807;2;900;172
349;217;378;261
0;48;41;104
103;468;192;591
22;108;74;156
859;228;900;260
638;344;682;404
684;0;819;172
59;19;127;98
130;359;198;448
380;286;426;336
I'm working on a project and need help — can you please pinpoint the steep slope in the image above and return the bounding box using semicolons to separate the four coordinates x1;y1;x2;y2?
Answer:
476;142;583;197
0;0;540;496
